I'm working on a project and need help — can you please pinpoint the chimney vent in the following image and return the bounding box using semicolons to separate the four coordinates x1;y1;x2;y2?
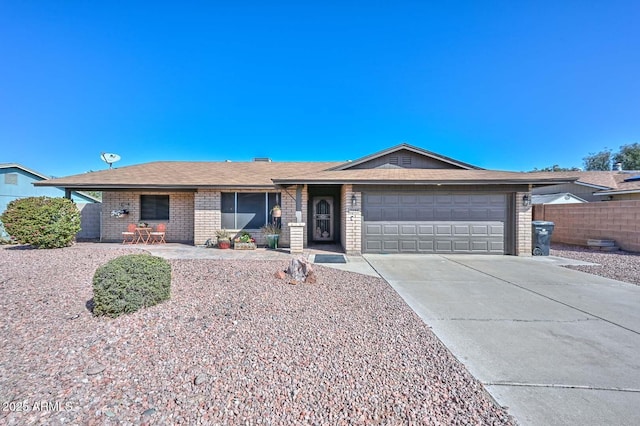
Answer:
615;162;623;171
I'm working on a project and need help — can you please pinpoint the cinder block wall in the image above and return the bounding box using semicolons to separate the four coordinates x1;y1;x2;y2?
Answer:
101;191;194;243
536;200;640;252
76;203;101;240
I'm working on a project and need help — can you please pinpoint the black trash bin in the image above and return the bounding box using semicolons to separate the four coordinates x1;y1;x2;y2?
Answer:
532;221;555;256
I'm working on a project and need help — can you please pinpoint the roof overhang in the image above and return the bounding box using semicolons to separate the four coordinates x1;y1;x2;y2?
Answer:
272;178;578;186
594;189;640;196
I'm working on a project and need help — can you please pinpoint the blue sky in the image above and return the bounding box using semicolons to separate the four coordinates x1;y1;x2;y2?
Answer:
1;1;639;177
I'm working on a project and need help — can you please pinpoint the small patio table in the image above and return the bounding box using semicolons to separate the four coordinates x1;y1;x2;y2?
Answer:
135;227;152;244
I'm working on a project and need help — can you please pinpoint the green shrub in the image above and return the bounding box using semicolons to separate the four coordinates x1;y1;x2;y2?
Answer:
93;254;171;318
0;197;81;248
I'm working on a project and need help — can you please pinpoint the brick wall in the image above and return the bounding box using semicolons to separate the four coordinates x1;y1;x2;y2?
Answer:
288;222;305;253
515;191;532;256
341;184;362;255
76;203;101;240
193;188;305;247
101;191;194;243
194;189;221;245
281;185;308;248
534;200;640;252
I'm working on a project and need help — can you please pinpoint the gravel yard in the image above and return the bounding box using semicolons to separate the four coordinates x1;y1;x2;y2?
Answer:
551;243;640;285
0;246;513;425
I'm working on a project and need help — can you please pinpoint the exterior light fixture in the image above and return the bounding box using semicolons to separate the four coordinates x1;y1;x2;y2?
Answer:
522;194;531;207
351;194;357;208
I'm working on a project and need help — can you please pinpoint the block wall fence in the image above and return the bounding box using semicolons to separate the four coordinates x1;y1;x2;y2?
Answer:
533;200;640;252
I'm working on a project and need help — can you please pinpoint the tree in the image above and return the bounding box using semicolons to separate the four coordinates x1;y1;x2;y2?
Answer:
613;143;640;170
530;165;581;172
0;197;81;248
583;149;612;171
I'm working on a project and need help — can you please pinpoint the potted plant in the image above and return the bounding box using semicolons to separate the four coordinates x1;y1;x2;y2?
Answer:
261;223;281;249
216;229;231;249
234;231;256;250
270;205;282;218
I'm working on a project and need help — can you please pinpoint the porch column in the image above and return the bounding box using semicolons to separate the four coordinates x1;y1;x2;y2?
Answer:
515;191;533;256
288;222;305;254
295;185;303;222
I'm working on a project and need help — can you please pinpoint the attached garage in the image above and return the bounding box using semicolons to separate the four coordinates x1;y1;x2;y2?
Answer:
363;192;510;254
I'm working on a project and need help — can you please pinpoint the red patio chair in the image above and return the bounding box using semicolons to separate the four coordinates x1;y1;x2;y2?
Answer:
149;223;166;244
122;223;137;244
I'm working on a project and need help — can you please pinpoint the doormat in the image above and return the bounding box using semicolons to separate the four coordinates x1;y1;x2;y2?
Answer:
314;254;346;264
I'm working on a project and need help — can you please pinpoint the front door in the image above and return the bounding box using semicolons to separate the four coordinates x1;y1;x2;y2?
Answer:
312;197;334;241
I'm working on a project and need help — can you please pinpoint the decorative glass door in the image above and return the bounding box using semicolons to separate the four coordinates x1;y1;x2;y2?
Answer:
313;197;333;241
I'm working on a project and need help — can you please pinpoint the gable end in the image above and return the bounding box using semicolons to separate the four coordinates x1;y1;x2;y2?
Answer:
349;149;470;170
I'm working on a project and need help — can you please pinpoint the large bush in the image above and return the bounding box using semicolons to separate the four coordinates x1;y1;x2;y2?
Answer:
0;196;81;248
93;254;171;318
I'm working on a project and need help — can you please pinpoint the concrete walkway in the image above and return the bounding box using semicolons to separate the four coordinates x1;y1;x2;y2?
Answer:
364;254;640;425
88;242;379;277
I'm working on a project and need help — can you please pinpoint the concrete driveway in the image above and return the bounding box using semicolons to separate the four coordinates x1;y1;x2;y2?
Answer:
364;254;640;426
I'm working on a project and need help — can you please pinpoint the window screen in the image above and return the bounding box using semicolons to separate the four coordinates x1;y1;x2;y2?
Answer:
140;195;169;220
220;192;280;229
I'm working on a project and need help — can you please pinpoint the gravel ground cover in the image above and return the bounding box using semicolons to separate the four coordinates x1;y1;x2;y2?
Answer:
550;243;640;285
0;245;513;425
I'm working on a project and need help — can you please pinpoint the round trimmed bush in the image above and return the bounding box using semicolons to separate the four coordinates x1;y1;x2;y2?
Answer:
0;196;81;248
93;254;171;318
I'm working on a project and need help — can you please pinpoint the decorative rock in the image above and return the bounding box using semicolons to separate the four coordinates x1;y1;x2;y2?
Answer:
286;257;316;283
142;408;156;416
275;270;286;279
86;363;106;375
194;374;207;385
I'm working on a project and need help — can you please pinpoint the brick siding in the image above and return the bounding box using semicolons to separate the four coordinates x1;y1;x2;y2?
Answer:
515;191;533;256
341;184;362;255
101;191;194;243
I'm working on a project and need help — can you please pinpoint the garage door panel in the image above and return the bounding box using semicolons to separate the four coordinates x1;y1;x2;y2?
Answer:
471;241;489;251
383;240;399;251
365;223;383;235
453;240;471;252
453;225;470;235
435;225;452;236
399;240;418;252
400;225;417;236
418;225;435;235
435;240;453;251
365;240;382;251
400;209;418;220
418;240;435;251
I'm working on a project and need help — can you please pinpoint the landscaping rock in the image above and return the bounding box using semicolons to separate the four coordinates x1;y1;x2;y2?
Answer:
286;257;316;283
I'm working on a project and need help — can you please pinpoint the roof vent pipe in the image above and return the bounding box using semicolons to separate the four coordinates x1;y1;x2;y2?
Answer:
615;162;623;171
254;158;272;162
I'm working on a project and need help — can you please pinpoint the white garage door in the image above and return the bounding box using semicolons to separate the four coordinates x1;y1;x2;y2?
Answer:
363;193;507;254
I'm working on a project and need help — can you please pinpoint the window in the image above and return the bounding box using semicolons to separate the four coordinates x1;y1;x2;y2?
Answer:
140;195;169;220
4;173;18;185
221;192;279;229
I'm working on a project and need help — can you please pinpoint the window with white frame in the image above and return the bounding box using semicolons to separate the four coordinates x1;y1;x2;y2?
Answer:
221;192;279;229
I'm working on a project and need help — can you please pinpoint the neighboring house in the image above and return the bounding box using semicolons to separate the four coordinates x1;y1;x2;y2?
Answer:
531;193;587;205
35;144;575;255
0;163;101;239
531;171;640;202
